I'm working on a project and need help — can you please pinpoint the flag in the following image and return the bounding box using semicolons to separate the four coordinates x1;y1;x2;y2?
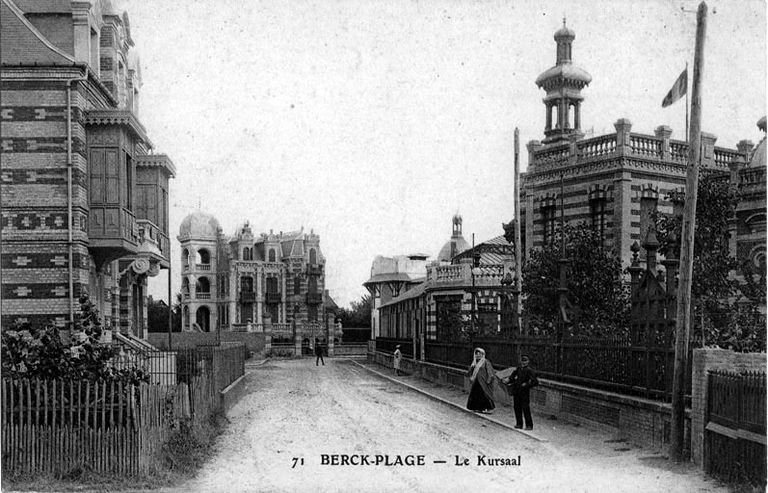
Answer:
661;68;688;108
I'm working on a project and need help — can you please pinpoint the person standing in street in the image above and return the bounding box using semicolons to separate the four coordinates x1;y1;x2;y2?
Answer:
503;354;538;429
393;345;402;376
314;338;325;366
466;348;495;414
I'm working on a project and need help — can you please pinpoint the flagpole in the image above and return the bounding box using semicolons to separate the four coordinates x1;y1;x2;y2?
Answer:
685;61;689;141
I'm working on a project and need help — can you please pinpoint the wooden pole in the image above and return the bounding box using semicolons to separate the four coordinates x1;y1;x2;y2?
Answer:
670;0;707;463
168;262;173;349
513;128;522;326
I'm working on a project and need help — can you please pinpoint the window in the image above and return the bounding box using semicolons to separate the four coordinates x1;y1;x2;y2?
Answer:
266;277;278;293
308;305;318;322
309;248;317;265
125;154;132;209
241;276;253;292
294;277;301;295
308;276;318;294
542;205;557;246
268;249;276;262
198;249;210;265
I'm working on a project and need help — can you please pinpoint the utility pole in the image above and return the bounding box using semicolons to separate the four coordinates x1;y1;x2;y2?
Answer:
513;128;522;329
670;0;707;463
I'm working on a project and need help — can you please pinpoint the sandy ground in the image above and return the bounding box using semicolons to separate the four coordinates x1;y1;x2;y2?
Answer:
156;358;730;493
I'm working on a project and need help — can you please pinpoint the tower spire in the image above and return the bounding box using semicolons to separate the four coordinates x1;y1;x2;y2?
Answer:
535;20;592;145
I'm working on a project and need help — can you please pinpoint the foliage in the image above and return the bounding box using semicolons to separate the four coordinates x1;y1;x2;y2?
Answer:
1;295;149;383
655;172;765;352
522;222;630;333
336;293;372;328
147;294;181;332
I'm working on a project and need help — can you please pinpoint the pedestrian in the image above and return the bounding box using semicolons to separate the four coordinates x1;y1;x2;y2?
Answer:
393;345;402;376
466;347;495;414
503;354;539;430
314;338;325;366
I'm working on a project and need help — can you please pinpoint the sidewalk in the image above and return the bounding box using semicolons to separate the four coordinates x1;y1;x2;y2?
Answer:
349;358;698;472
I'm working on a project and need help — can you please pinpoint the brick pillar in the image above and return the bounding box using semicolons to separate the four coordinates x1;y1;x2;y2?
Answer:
655;125;673;160
700;132;717;168
614;118;633;156
613;170;633;264
527;140;542;171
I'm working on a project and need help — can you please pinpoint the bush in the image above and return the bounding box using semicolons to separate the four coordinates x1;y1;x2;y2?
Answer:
1;295;149;384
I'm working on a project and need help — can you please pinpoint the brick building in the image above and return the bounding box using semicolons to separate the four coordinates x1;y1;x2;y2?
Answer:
178;212;339;342
520;21;763;271
1;0;175;336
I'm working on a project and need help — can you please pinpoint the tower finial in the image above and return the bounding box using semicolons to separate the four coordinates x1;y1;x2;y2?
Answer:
563;15;566;27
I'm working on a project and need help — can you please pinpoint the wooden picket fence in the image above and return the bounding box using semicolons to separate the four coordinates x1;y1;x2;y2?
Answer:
2;373;219;477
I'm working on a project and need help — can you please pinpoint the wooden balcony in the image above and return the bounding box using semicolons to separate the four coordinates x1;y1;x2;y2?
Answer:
88;206;138;266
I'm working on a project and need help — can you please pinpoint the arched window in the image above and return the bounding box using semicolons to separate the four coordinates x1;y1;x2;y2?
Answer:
242;247;251;261
182;278;190;297
309;248;317;265
195;277;211;294
198;249;210;264
308;276;318;294
268;249;276;262
182;248;189;269
183;305;189;329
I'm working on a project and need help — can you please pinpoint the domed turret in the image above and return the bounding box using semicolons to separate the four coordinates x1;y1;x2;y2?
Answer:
178;212;221;241
437;214;470;263
536;18;591;145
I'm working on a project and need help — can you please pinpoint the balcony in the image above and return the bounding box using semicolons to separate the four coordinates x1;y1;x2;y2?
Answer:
240;291;256;303
136;219;169;267
196;292;211;300
306;292;323;305
88;206;139;265
265;292;282;304
196;263;211;271
307;264;323;276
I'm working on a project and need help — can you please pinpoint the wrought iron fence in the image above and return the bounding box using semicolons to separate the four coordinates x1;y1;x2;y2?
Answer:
423;333;699;401
375;337;415;359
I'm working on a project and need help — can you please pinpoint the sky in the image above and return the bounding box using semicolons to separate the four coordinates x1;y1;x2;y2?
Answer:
123;0;767;308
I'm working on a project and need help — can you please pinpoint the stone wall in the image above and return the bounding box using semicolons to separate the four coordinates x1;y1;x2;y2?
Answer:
690;348;766;466
370;350;690;451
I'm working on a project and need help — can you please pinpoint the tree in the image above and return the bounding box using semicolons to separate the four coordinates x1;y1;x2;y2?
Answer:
1;295;149;383
655;172;766;352
147;294;182;332
522;222;630;335
337;294;372;328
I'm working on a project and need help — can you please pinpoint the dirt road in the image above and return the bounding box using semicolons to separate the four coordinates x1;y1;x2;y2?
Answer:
161;359;727;493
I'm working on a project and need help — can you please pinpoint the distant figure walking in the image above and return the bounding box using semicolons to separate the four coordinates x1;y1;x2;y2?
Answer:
466;347;495;414
503;354;539;430
393;345;402;376
314;338;325;366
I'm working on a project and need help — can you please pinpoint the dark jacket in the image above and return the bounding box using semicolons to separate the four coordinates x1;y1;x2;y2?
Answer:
314;342;323;356
506;366;538;396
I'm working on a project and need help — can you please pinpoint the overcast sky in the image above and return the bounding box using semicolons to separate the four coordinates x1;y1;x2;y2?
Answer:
125;0;766;308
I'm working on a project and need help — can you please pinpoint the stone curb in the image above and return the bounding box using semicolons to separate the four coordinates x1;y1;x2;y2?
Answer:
348;359;545;443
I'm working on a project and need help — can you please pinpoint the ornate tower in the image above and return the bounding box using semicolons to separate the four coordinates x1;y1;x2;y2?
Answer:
535;19;592;145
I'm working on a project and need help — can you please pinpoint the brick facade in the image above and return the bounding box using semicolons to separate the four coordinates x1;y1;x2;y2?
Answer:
1;1;174;336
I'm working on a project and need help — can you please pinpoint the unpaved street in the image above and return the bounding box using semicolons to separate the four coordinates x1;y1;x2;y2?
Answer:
162;359;727;493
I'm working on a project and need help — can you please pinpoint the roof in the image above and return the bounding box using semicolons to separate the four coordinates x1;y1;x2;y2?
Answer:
363;272;415;287
437;236;470;262
1;0;77;65
379;281;428;309
452;235;514;265
536;63;592;86
178;212;221;240
135;154;176;177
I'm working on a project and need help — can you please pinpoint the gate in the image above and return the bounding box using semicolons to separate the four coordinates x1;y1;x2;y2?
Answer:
705;370;766;487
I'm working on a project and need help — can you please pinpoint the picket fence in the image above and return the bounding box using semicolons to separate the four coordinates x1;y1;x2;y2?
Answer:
2;344;244;477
